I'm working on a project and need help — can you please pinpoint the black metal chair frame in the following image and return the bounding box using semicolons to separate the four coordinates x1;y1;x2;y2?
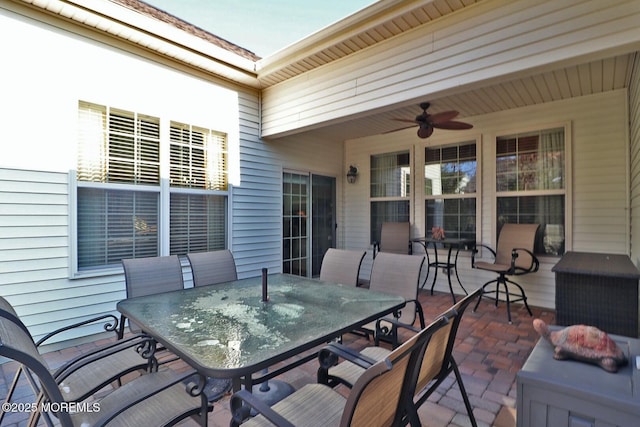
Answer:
472;229;540;324
0;310;211;427
0;303;156;427
230;315;451;427
318;288;482;427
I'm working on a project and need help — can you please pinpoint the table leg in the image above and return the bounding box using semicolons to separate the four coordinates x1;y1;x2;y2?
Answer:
414;241;431;290
242;369;295;415
445;245;457;304
454;246;468;296
429;242;439;295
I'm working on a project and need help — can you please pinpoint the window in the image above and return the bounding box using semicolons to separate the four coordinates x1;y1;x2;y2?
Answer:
424;142;477;240
76;101;228;271
370;151;410;243
496;127;565;255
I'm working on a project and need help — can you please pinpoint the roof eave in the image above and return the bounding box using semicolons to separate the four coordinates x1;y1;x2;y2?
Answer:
18;0;261;88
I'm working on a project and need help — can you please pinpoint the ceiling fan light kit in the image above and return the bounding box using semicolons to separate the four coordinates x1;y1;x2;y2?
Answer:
390;102;473;139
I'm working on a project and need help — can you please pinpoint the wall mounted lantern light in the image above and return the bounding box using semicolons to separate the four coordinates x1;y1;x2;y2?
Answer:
346;165;358;184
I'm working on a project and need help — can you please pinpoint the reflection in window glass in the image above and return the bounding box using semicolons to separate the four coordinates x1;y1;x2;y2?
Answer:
496;127;565;256
370;151;411;243
424;142;477;239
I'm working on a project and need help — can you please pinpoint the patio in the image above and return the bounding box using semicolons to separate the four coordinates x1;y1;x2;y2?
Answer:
0;287;555;427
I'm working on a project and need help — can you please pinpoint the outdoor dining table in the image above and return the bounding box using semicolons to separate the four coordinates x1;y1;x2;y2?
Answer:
116;273;406;394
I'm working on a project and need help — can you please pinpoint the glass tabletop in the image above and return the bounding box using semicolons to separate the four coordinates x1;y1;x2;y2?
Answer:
117;273;405;380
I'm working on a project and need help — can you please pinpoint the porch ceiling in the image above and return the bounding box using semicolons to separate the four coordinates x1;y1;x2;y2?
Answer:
256;0;482;87
256;0;638;142
301;53;637;141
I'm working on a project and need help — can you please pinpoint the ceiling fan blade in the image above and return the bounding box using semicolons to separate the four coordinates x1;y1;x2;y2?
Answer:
428;110;459;124
383;124;418;134
432;120;473;130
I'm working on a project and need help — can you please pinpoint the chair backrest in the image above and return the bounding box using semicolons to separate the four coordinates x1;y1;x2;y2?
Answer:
369;253;424;325
0;296;17;317
0;316;73;426
122;255;184;298
122;255;184;334
340;314;450;427
187;250;238;287
495;224;539;268
319;249;366;286
379;222;410;254
414;287;482;393
0;296;33;339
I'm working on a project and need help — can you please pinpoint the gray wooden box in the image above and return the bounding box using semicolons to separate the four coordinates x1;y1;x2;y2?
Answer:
517;331;640;427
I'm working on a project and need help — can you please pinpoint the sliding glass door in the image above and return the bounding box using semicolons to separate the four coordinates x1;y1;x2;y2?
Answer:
283;172;335;277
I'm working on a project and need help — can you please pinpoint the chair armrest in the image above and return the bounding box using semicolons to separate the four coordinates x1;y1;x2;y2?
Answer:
471;243;496;268
230;389;295;427
510;248;540;275
35;314;120;347
376;316;420;335
318;342;378;370
52;334;155;382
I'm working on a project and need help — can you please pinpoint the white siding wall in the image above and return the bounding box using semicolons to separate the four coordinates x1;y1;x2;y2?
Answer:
0;5;346;347
630;53;640;267
345;90;629;309
0;7;266;346
261;0;640;138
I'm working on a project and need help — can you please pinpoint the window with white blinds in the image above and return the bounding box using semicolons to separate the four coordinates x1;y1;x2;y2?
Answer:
76;101;228;271
170;122;228;190
369;151;411;244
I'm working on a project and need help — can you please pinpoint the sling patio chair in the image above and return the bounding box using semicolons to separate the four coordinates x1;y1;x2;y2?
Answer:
318;287;482;427
119;255;185;339
124;254;232;402
229;314;452;427
361;252;425;347
0;296;153;426
187;249;238;287
186;250;237;397
472;223;540;323
373;221;411;259
0;313;211;427
319;248;366;286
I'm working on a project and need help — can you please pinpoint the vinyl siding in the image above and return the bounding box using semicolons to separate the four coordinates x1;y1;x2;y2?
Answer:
261;0;640;138
0;7;264;347
345;90;629;309
630;53;640;266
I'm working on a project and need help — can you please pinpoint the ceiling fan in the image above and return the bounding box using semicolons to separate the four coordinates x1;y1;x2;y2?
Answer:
390;102;473;138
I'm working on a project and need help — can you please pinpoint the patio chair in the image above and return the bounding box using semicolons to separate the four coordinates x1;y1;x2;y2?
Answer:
187;249;238;287
0;313;211;427
0;296;153;426
373;221;411;258
472;223;540;323
362;252;426;347
318;287;482;427
119;255;185;338
229;314;452;427
319;248;366;286
123;254;232;401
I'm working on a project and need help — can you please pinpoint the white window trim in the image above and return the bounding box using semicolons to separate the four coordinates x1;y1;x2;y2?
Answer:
71;107;231;278
421;137;482;243
492;122;572;255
